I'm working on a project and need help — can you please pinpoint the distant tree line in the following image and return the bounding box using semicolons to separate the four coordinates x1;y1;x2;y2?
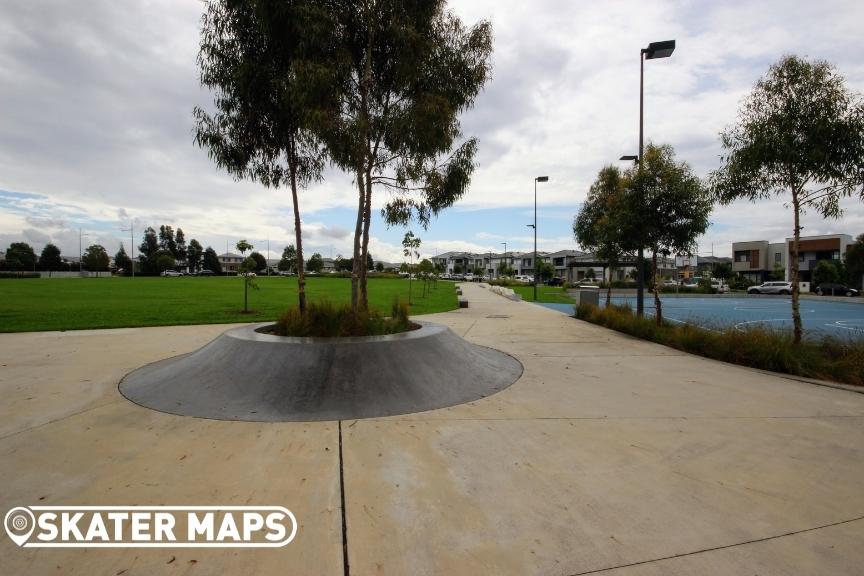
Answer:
135;225;220;275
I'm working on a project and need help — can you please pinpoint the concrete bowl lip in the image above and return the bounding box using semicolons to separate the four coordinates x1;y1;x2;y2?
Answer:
240;320;441;344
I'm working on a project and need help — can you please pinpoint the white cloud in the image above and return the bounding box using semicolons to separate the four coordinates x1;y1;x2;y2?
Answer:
1;0;863;260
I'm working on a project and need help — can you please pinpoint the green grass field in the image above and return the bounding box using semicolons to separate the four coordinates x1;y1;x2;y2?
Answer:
509;284;575;303
0;276;457;332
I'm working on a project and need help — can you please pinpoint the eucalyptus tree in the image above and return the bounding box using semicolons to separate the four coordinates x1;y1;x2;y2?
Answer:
138;227;159;275
574;166;631;305
326;1;493;311
402;231;421;305
235;239;253;256
710;55;864;343
279;245;298;273
175;228;188;265
195;0;337;313
38;243;63;276
621;144;712;324
114;244;132;276
187;239;203;273
82;244;110;274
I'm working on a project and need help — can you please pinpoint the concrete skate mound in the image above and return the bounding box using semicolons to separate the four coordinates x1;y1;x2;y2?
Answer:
119;322;522;422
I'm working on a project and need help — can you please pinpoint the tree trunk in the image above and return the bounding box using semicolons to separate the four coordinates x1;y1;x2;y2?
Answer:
653;252;662;325
359;169;373;311
606;263;613;306
351;167;365;313
351;15;374;314
791;187;802;344
289;146;306;314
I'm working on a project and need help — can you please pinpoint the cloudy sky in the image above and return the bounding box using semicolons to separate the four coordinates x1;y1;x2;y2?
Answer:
1;0;863;264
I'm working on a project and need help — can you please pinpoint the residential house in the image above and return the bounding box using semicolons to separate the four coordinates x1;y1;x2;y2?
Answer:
732;234;852;283
218;252;245;274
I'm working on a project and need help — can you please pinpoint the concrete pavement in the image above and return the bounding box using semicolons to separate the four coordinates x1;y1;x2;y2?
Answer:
1;282;863;575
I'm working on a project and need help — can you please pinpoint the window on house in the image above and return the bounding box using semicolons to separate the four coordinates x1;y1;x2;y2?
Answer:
774;253;781;263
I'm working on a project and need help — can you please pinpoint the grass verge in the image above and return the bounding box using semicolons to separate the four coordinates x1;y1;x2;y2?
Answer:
576;303;864;386
0;276;457;332
509;284;575;303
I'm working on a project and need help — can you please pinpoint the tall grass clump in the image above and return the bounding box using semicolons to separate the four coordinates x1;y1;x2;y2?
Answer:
274;299;415;337
576;303;864;386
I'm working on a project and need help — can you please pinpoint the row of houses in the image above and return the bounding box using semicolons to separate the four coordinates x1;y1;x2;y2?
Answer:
430;250;683;283
430;233;855;284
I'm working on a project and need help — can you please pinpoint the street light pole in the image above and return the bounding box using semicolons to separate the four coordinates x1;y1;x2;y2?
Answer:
120;220;135;278
533;176;549;301
634;39;675;317
501;242;507;278
79;228;89;276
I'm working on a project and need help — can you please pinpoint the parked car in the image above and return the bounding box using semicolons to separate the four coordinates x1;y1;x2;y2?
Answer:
545;277;564;286
661;278;678;287
514;275;532;284
440;273;452;280
278;270;295;276
711;279;729;293
196;269;215;276
747;281;793;295
814;283;859;297
160;270;181;277
463;273;475;282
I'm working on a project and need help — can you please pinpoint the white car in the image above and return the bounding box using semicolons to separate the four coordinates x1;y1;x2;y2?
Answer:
747;281;793;295
514;275;532;284
463;273;475;281
160;270;181;277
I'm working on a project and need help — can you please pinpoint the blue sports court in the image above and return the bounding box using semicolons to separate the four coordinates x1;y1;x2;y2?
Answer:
539;295;864;340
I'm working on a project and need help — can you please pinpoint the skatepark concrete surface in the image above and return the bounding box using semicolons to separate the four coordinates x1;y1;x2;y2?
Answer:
2;282;863;575
119;322;522;421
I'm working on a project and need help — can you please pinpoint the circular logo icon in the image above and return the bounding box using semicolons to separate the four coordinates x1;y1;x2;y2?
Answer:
4;507;35;547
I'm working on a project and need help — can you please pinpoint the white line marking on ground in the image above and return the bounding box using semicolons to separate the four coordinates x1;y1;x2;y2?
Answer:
734;319;790;332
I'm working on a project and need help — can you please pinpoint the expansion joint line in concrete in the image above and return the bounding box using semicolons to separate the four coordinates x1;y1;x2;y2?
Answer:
568;513;864;575
0;398;124;441
338;420;350;576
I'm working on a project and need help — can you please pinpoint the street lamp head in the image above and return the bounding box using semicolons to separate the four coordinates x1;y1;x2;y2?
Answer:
643;40;675;60
535;176;549;183
527;224;535;229
619;155;638;163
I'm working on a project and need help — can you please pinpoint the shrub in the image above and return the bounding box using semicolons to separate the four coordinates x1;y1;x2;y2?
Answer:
273;299;415;337
576;303;864;386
